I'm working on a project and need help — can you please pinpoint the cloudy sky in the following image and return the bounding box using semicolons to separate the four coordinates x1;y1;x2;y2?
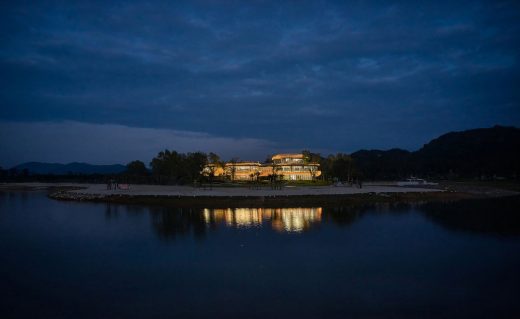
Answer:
1;0;519;167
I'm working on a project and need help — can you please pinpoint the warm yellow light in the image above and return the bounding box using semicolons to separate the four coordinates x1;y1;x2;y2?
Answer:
202;207;322;233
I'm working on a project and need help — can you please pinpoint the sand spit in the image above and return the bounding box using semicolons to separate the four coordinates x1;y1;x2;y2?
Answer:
3;182;517;207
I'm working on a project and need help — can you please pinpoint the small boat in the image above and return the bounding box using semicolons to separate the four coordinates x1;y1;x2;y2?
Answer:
397;177;437;186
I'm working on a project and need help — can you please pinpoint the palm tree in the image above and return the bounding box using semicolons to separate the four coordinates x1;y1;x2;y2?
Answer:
228;157;239;181
307;165;317;182
269;163;281;189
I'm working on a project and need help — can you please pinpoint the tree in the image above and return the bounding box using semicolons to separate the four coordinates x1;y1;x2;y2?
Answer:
208;152;220;165
126;160;147;176
185;152;208;182
301;150;324;181
9;168;18;177
204;152;224;188
228;157;239;181
150;149;209;185
269;162;282;189
307;165;318;182
325;153;357;182
302;150;322;163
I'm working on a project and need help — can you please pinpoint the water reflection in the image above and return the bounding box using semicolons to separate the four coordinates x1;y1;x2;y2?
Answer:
141;197;520;241
150;207;209;241
420;195;520;237
0;191;36;210
203;207;322;233
105;203;121;220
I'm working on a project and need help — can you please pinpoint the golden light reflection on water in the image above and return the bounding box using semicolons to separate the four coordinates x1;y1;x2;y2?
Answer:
203;207;322;233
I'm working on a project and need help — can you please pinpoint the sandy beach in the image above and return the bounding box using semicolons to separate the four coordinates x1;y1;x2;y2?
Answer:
1;182;442;196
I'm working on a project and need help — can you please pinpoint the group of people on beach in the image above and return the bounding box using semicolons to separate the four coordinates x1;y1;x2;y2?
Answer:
106;179;118;190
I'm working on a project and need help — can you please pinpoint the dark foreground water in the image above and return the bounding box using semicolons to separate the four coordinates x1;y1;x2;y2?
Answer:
1;191;520;319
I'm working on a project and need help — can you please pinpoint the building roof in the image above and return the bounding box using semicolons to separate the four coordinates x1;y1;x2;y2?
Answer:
271;153;305;160
265;163;319;166
225;161;261;166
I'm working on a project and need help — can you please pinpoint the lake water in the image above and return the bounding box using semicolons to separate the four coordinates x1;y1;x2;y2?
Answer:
1;191;520;319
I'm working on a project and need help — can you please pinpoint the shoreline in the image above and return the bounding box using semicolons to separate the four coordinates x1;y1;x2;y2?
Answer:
49;190;479;208
3;182;519;208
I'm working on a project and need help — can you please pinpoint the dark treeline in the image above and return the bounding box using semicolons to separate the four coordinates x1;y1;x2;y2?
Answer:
307;126;520;181
351;125;520;180
149;150;208;184
2;125;519;183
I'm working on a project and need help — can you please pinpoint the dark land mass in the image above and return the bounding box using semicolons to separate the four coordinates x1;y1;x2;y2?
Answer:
351;125;520;180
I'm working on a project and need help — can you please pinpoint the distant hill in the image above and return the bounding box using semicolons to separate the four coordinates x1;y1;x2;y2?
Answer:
414;125;520;176
351;125;520;179
12;162;127;175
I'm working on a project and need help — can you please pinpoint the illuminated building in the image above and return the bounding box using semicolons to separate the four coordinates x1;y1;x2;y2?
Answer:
202;153;321;181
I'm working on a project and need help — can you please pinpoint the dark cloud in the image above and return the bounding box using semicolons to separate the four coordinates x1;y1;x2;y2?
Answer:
1;0;519;166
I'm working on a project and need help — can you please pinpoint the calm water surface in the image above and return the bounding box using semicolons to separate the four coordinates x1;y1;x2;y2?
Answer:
1;191;520;319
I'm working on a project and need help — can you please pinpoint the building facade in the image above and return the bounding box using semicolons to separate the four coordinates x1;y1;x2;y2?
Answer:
203;153;321;181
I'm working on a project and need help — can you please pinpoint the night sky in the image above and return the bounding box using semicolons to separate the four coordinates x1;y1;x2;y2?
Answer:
1;1;519;167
